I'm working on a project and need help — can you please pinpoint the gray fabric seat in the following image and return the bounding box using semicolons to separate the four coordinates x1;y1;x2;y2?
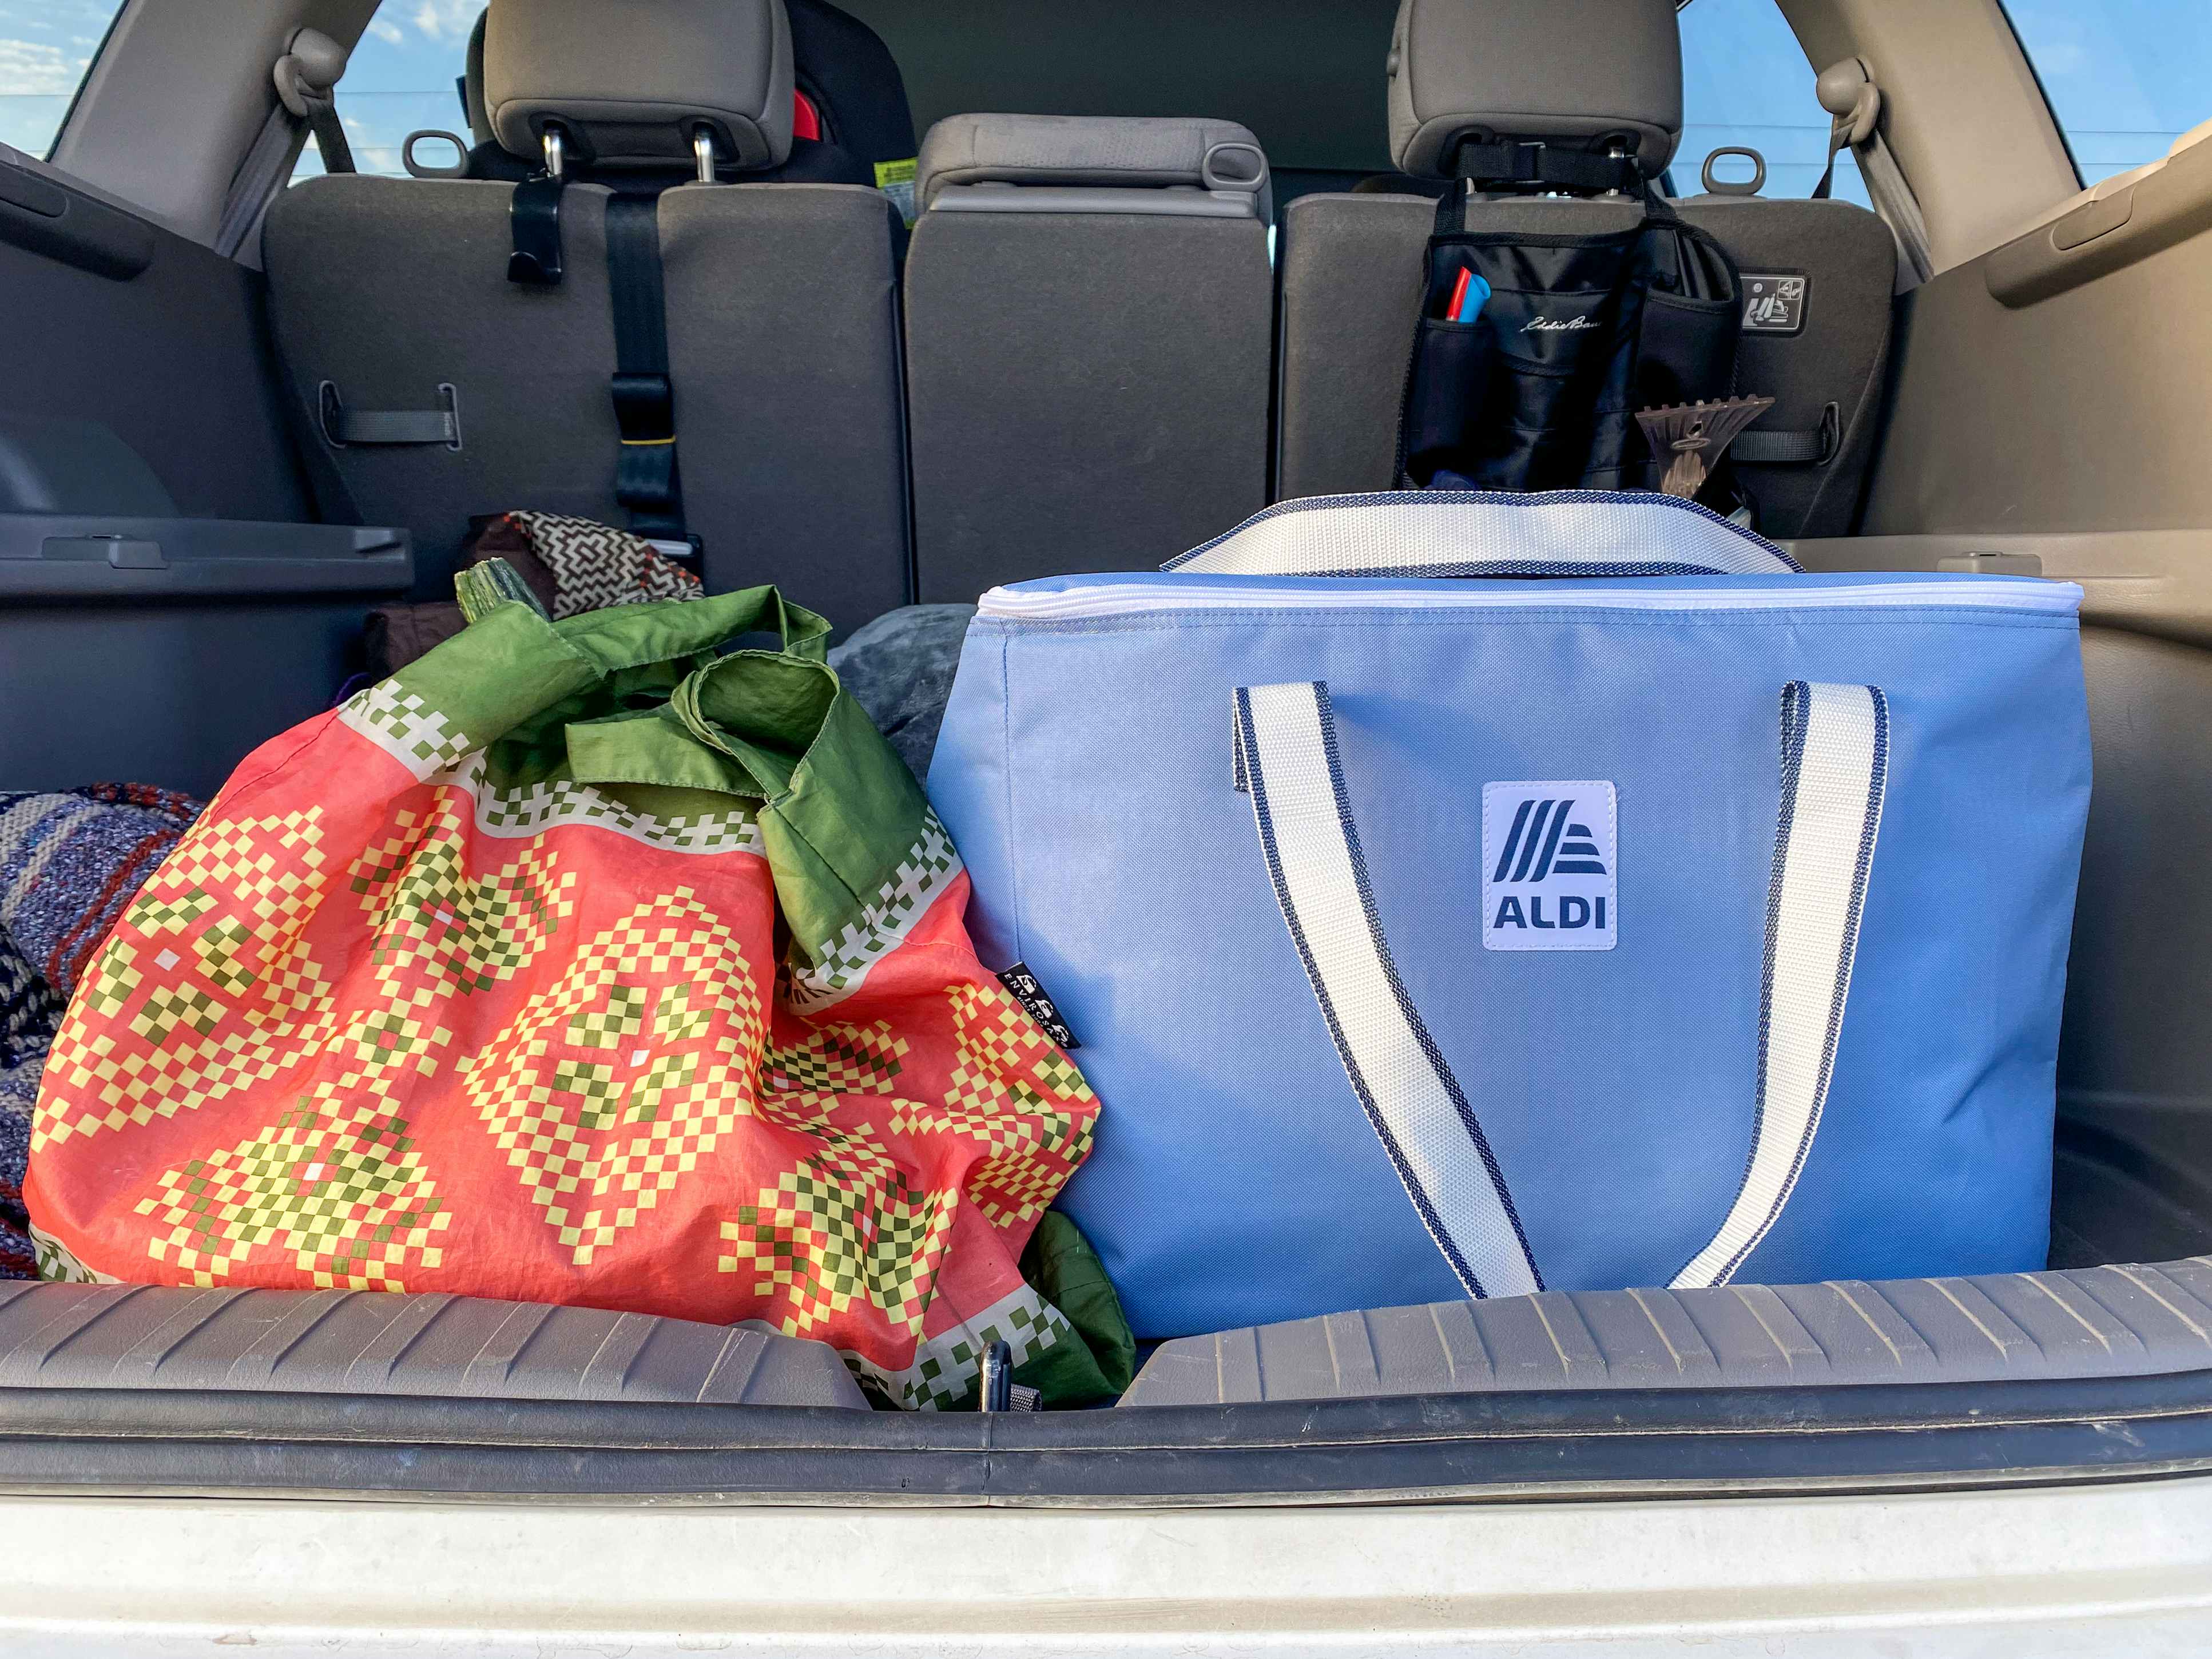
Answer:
1277;0;1895;540
902;114;1276;601
263;0;908;629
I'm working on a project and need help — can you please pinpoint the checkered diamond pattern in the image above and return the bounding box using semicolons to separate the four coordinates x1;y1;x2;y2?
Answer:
352;799;575;994
760;1022;910;1096
889;982;1097;1229
30;657;1107;1406
856;1282;1078;1411
785;814;961;1012
717;1152;958;1342
339;682;473;780
447;753;762;856
34;808;345;1151
134;1095;450;1289
463;889;765;1263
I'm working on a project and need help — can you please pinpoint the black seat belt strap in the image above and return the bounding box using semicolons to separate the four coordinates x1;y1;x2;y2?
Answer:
1449;140;1643;197
273;30;355;175
1812;121;1845;200
1732;405;1840;467
318;383;462;449
605;193;684;538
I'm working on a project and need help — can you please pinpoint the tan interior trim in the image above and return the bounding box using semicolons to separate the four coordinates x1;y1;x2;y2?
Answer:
1983;125;2212;306
1778;0;2077;273
1788;531;2212;652
49;0;378;248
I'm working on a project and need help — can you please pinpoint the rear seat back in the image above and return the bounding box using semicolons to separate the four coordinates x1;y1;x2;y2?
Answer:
902;115;1275;601
1278;0;1895;540
264;0;908;626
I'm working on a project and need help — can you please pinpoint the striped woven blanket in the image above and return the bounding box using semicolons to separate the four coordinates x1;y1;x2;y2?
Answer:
0;786;202;1276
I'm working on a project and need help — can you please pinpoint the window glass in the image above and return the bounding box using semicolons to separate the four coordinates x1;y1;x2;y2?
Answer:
1677;0;1868;207
296;1;486;180
2001;0;2210;186
0;0;126;160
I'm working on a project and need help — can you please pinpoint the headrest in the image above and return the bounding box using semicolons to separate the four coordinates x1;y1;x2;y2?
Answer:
463;11;493;148
483;0;796;172
1387;0;1681;181
916;114;1269;213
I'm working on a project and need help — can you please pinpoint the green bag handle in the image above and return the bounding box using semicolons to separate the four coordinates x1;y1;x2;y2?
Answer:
438;560;932;961
455;559;831;672
555;584;830;676
412;562;832;784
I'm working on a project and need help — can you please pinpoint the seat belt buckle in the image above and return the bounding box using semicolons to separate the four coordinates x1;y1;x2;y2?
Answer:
611;372;675;446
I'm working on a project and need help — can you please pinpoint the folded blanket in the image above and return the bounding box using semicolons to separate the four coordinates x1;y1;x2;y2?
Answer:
0;785;203;1277
366;513;707;680
828;604;976;779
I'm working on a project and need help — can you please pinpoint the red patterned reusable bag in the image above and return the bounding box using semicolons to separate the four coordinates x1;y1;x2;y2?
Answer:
28;569;1105;1408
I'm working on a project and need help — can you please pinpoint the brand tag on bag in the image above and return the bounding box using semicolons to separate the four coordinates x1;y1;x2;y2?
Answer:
998;962;1080;1049
1481;782;1617;952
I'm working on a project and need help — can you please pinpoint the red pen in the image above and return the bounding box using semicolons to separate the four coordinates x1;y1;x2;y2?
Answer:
1445;266;1472;322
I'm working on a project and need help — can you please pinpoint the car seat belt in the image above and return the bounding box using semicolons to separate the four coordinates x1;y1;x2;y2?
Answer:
605;194;685;540
1730;404;1840;467
216;29;350;256
1810;59;1933;288
273;29;355;175
1810;58;1880;202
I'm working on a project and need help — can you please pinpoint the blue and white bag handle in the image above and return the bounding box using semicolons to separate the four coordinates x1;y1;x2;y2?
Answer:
1169;490;1802;578
1232;678;1888;1298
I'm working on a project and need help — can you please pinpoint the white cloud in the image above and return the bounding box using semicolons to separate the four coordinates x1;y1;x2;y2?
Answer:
366;18;404;44
408;0;483;42
0;37;85;97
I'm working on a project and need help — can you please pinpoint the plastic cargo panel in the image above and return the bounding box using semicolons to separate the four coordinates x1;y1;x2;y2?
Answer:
0;1283;868;1408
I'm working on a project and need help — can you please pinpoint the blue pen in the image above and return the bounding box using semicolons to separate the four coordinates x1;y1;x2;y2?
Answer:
1451;269;1492;323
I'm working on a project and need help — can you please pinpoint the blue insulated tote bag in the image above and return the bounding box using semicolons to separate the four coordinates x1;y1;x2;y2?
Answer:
928;493;2091;1339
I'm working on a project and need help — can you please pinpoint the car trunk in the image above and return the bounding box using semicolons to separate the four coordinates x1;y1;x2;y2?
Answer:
3;108;2211;1508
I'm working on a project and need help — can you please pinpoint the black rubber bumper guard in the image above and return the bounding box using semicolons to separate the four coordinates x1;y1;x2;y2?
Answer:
2;1367;2210;1507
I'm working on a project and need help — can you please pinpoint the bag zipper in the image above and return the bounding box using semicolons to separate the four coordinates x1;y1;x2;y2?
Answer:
978;578;2083;623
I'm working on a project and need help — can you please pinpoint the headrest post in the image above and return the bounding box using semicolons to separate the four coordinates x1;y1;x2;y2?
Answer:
483;0;797;174
541;127;565;180
1388;0;1681;183
693;127;718;185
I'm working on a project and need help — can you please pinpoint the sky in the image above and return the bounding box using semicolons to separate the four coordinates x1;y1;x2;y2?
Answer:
300;0;486;176
2000;0;2212;180
1;0;2204;192
1678;0;1870;204
0;0;122;157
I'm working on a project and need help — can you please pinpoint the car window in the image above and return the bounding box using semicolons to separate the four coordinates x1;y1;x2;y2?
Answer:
296;0;486;180
0;0;126;160
1677;0;1869;208
2000;0;2210;186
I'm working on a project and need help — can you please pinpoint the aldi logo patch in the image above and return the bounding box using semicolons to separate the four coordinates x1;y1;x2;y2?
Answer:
1481;781;1617;952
